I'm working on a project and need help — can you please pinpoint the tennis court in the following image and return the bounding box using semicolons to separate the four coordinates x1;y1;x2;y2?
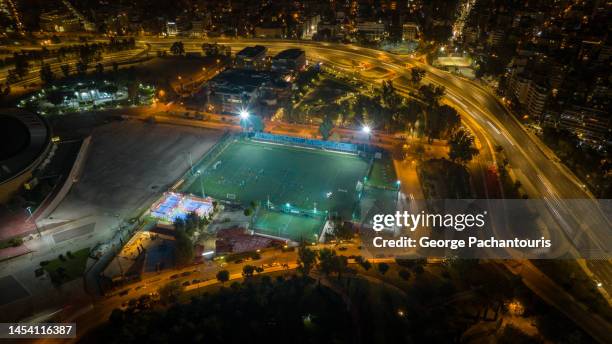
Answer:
183;139;370;219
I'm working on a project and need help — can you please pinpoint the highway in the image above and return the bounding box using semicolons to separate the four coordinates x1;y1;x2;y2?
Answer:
3;36;608;340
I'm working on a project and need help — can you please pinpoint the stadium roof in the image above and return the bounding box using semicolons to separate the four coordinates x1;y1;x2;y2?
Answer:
0;109;50;185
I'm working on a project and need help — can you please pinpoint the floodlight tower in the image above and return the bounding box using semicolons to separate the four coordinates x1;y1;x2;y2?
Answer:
362;125;372;152
239;109;250;133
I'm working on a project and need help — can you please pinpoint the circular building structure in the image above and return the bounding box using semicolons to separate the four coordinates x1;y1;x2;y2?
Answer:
0;109;51;204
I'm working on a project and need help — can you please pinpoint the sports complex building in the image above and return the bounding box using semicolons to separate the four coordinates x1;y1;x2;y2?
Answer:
0;109;51;204
177;132;399;243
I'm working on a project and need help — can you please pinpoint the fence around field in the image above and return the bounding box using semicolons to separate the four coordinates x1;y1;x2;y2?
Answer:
251;132;359;153
179;131;235;195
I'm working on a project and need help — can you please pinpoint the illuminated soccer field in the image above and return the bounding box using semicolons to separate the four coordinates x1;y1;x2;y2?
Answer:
184;139;370;220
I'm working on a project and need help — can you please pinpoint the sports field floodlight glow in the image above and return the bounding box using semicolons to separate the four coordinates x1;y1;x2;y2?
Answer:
286;203;291;208
239;109;249;119
362;125;371;134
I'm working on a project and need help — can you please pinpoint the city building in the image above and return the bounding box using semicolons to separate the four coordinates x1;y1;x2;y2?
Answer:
166;21;178;36
207;69;277;114
235;45;268;70
356;21;387;41
271;49;306;74
254;26;284;38
39;10;82;32
509;72;549;119
190;20;205;37
301;15;321;39
544;106;611;146
402;22;419;41
0;110;51;204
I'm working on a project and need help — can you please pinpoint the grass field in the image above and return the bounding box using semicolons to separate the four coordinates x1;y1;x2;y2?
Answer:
184;139;370;219
367;155;398;189
253;209;325;242
43;248;90;285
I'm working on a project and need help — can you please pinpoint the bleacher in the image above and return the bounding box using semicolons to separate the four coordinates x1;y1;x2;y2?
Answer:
252;132;358;153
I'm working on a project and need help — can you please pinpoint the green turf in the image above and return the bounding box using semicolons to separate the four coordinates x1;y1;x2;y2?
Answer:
367;155;398;190
44;248;90;285
184;139;369;219
253;209;325;242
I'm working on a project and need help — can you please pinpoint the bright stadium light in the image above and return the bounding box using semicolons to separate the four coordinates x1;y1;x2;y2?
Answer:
362;125;371;134
239;110;249;119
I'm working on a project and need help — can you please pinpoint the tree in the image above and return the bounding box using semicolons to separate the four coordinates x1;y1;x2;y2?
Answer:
0;84;10;100
319;116;334;140
355;256;372;270
378;262;389;275
418;84;445;109
95;63;104;75
158;281;183;304
297;245;317;275
331;217;354;240
448;129;479;164
39;64;54;84
317;248;336;276
411;67;425;84
413;265;425;275
174;229;194;266
14;55;30;78
170;41;185;56
60;64;71;78
76;60;88;75
216;270;230;284
112;62;119;73
498;325;541;344
242;264;256;277
398;269;411;280
127;81;139;103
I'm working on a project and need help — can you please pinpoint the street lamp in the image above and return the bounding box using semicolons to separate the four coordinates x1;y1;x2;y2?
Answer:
239;110;249;119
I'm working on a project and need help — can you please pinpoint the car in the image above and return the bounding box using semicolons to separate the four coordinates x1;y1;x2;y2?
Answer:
182;281;191;287
338;246;348;251
181;271;191;277
192;279;200;284
170;274;180;280
118;289;130;296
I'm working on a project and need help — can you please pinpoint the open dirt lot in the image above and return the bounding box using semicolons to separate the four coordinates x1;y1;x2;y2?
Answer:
48;120;224;222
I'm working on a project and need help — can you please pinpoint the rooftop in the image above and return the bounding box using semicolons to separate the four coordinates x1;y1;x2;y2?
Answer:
209;69;281;94
273;48;305;61
236;45;267;58
0;109;50;185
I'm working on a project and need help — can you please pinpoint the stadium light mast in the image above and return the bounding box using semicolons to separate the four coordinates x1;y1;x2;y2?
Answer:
239;109;250;133
362;125;372;152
